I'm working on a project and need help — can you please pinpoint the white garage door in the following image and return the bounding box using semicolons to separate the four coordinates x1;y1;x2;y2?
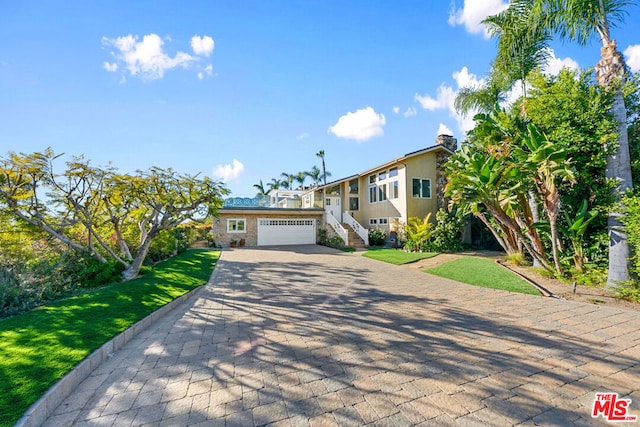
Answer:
257;218;316;246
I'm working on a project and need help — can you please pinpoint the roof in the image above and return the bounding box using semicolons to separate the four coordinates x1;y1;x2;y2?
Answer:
311;142;454;191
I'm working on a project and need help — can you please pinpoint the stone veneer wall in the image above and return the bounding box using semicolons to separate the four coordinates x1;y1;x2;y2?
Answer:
434;134;457;211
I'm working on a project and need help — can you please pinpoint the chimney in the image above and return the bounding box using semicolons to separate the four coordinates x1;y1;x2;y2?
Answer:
435;134;457;152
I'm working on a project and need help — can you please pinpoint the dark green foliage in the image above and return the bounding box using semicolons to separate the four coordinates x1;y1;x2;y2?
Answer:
368;228;387;246
328;235;345;248
424;209;465;252
0;253;124;318
620;193;640;299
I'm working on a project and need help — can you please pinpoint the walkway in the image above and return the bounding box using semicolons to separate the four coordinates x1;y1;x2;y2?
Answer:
45;246;640;426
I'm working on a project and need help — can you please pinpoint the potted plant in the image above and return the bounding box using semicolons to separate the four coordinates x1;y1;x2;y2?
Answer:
239;238;246;247
230;239;238;248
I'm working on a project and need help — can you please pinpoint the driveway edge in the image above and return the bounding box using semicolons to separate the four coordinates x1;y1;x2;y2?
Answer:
14;254;223;427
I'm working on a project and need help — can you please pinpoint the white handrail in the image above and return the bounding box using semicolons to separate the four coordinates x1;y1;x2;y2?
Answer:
326;211;349;246
343;211;369;246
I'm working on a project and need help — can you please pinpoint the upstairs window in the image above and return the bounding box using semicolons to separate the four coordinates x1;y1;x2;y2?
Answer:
412;178;431;199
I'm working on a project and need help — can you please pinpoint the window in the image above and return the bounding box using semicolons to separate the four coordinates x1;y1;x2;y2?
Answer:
389;167;398;178
369;185;377;203
412;178;431;198
327;185;340;196
378;170;386;181
369;175;377;184
390;180;399;199
227;218;246;233
369;218;378;225
349;197;359;211
325;198;331;206
378;183;387;202
349;179;359;194
379;218;388;225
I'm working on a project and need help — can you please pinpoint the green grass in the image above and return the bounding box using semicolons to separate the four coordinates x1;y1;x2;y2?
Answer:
424;256;541;296
0;249;220;427
363;248;438;265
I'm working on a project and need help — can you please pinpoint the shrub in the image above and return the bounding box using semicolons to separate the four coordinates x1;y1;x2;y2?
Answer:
328;235;345;248
424;209;464;252
404;214;432;252
368;229;387;246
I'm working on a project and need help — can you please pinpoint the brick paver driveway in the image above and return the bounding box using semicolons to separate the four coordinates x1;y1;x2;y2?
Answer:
47;246;640;426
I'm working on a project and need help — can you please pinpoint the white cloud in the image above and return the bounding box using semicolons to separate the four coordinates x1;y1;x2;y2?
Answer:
415;84;456;111
543;49;579;76
296;132;310;140
415;66;484;134
213;159;244;182
403;107;417;117
393;106;400;114
103;61;118;72
328;107;386;142
198;64;213;80
191;35;215;57
102;33;196;80
448;0;509;38
624;44;640;73
438;123;453;136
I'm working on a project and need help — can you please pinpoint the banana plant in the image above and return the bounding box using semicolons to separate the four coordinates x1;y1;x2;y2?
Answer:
562;199;598;272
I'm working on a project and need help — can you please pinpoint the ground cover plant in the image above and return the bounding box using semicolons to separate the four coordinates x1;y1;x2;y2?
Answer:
363;248;437;265
425;256;541;296
0;249;219;427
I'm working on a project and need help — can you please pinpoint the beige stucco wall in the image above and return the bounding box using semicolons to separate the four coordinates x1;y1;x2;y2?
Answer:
404;153;438;223
212;208;324;247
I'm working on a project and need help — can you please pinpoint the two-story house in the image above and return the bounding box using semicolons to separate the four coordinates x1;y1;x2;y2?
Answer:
212;134;456;247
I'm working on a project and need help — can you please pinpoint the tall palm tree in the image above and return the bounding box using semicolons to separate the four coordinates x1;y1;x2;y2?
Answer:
484;0;552;116
534;0;634;288
316;150;327;185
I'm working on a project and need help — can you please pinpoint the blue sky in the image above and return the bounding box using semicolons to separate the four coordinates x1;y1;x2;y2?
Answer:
1;1;639;198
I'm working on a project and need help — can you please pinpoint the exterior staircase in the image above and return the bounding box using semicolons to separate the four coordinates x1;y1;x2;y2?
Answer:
343;224;367;248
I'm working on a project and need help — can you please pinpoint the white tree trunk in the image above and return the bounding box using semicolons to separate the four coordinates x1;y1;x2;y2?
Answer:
605;88;633;289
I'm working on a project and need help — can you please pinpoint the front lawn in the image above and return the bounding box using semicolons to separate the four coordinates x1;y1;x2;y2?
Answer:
0;249;220;427
363;248;438;265
424;256;541;295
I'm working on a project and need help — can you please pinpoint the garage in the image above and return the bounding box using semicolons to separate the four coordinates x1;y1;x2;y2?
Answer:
257;218;316;246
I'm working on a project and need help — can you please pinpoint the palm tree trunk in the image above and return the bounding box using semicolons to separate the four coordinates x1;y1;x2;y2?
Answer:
605;88;633;288
596;40;634;289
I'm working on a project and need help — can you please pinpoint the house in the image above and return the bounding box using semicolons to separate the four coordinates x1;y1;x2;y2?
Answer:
212;134;456;247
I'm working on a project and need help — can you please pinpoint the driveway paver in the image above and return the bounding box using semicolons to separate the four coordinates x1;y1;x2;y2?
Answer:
45;246;640;426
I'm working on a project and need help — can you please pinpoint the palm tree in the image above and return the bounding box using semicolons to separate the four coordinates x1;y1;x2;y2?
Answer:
280;172;294;190
267;178;281;192
316;150;327;185
293;172;307;189
483;0;552;117
305;166;323;186
534;0;634;288
253;180;268;197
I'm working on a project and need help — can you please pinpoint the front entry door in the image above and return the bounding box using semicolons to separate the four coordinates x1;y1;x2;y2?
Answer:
326;197;342;222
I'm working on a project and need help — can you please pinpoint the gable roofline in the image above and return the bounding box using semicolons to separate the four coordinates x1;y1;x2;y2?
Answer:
312;141;455;192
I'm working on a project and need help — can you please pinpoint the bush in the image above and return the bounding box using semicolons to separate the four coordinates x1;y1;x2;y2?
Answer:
0;252;124;318
622;193;640;277
368;229;387;246
404;214;432;252
424;209;464;252
328;235;345;249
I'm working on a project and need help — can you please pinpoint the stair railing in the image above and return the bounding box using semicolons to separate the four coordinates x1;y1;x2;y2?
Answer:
326;211;349;246
343;211;369;246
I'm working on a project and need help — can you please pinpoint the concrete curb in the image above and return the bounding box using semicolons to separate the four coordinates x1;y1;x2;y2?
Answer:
14;256;223;427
